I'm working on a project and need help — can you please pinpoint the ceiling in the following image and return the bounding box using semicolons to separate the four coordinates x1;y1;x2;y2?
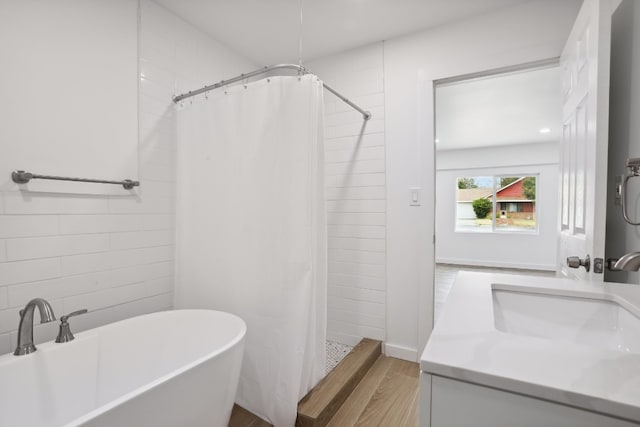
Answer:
154;0;533;64
435;65;562;151
156;1;565;151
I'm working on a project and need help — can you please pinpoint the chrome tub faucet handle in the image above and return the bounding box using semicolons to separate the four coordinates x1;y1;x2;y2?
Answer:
55;309;88;343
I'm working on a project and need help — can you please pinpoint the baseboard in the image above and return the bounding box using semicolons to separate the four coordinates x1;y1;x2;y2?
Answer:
436;257;556;272
383;342;418;362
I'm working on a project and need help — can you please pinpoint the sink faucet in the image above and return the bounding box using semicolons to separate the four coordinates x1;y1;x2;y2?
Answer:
14;298;56;356
609;252;640;271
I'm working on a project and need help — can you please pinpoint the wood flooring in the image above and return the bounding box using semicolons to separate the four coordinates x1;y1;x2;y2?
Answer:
228;354;419;427
326;356;419;427
297;338;381;427
228;404;272;427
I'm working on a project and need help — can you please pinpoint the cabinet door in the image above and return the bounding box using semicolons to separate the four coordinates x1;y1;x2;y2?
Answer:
430;376;637;427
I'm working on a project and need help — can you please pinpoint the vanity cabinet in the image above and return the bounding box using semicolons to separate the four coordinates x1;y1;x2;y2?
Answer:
420;373;639;427
420;271;640;427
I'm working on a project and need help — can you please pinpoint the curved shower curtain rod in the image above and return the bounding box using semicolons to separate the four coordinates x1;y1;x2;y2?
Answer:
172;63;372;121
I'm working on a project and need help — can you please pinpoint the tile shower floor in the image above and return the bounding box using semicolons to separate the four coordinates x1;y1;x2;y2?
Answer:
326;340;354;374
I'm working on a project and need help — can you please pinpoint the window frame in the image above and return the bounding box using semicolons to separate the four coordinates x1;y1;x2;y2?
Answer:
455;174;539;234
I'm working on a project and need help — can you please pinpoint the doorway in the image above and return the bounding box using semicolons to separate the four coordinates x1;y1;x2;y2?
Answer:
433;62;562;320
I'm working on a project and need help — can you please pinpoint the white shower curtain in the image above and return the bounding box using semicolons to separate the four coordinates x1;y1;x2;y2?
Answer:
175;75;326;427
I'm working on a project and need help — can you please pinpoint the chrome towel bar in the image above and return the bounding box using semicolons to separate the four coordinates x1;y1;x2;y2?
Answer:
11;170;139;190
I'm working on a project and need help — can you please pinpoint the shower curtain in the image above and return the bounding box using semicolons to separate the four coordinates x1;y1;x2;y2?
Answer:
175;74;326;427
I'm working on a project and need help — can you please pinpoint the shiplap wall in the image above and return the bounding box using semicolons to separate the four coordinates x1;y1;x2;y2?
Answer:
309;44;387;345
0;0;252;355
0;1;172;355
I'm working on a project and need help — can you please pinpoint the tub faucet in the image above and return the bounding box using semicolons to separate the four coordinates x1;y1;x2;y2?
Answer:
14;298;56;356
608;252;640;271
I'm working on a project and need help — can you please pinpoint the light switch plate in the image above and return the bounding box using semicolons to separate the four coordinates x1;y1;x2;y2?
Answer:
410;187;421;206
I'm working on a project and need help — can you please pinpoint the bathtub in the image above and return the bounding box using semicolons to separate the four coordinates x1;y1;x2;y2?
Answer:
0;309;246;427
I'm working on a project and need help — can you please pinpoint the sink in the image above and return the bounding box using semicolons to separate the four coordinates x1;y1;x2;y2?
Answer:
422;272;640;423
493;286;640;354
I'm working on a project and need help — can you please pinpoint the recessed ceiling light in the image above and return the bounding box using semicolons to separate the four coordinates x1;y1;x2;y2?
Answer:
539;127;551;134
435;138;440;143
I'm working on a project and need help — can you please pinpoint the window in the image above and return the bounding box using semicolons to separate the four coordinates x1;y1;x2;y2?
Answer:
456;175;537;232
500;202;523;212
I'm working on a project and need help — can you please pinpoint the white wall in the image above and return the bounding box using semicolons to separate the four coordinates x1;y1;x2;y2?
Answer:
605;0;640;284
310;0;581;361
0;0;138;194
0;0;167;356
306;44;387;346
0;0;584;364
385;0;580;361
0;0;253;356
436;143;559;270
143;0;255;323
437;142;560;170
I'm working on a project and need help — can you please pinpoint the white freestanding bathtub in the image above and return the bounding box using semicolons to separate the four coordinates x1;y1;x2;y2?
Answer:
0;309;246;427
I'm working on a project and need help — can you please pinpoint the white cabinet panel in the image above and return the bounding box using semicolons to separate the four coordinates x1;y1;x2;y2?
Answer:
426;375;638;427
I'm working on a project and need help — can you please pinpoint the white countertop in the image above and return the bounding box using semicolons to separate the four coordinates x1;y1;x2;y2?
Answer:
421;271;640;423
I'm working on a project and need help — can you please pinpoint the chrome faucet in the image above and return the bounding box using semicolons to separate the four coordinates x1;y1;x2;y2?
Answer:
609;252;640;271
14;298;56;356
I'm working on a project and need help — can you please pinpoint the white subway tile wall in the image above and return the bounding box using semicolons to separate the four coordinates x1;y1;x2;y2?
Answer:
309;44;386;346
0;0;250;355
